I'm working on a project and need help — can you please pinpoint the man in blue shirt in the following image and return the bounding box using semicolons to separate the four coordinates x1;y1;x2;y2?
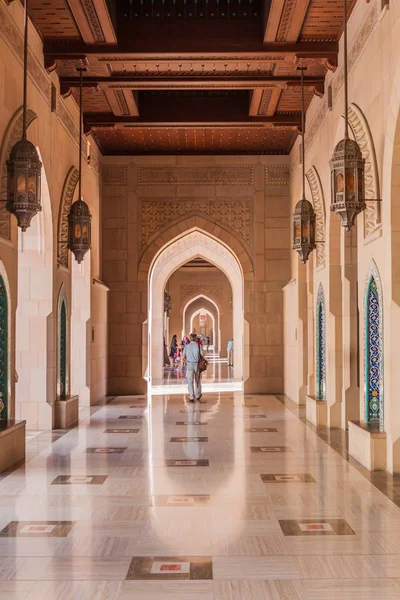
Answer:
183;333;203;402
227;338;233;367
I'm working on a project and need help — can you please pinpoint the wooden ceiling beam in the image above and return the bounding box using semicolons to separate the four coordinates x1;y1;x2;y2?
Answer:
264;0;285;43
66;0;117;44
44;41;338;59
60;75;325;89
84;113;301;128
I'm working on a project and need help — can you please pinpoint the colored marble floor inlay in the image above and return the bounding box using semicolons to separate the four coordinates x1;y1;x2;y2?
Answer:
51;475;108;484
104;429;140;434
279;519;356;536
0;521;75;537
261;473;315;483
126;556;213;580
2;391;400;599
118;415;142;420
246;427;278;432
170;436;208;442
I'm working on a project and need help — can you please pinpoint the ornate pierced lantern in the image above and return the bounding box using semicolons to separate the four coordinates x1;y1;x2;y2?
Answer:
6;0;42;230
330;137;366;231
67;68;92;263
330;0;366;231
292;66;317;263
6;139;42;231
164;291;172;313
67;198;91;264
293;198;316;263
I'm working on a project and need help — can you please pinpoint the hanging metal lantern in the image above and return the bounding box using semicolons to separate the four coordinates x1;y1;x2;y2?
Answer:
67;198;91;264
330;137;366;231
164;291;172;313
293;198;316;263
6;139;42;231
6;0;42;231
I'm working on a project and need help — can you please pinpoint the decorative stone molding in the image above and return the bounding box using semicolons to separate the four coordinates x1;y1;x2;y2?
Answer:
80;0;106;42
0;107;37;240
306;166;326;268
141;198;251;247
348;103;381;237
0;1;51;104
137;165;254;186
181;285;220;303
58;167;79;269
102;165;128;186
154;231;239;275
265;164;290;186
258;89;272;115
276;0;297;42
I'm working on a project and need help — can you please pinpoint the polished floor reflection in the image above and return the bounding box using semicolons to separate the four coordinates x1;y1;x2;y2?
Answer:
2;392;400;598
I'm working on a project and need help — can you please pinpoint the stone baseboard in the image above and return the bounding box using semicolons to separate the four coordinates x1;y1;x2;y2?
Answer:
306;395;327;427
54;395;79;429
348;420;386;471
0;420;26;472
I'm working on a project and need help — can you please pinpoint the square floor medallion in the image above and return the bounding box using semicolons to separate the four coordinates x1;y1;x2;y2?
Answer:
118;415;142;420
279;519;355;536
0;521;75;537
176;421;207;426
246;415;267;419
51;475;108;485
261;474;315;483
104;429;140;434
251;446;291;453
170;437;208;442
165;459;209;467
126;556;213;580
151;495;211;507
246;428;278;433
86;447;127;454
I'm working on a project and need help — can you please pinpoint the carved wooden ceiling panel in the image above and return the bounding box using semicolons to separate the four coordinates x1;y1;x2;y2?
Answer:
23;0;362;154
91;125;297;155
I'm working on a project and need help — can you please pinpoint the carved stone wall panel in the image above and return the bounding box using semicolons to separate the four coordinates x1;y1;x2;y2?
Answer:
103;164;128;186
306;166;326;269
0;107;37;240
58;167;79;268
265;164;290;186
348;103;380;237
141;198;251;247
137;165;254;186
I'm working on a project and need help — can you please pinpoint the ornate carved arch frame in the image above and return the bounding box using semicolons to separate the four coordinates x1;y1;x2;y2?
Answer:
364;260;384;430
58;167;79;269
348;103;381;238
0;261;11;420
306;166;326;268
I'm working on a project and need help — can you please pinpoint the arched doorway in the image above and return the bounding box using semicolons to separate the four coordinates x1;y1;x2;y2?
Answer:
190;308;215;344
182;294;221;353
148;229;244;385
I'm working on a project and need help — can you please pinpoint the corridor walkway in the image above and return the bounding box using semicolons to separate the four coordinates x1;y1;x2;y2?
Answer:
2;392;400;599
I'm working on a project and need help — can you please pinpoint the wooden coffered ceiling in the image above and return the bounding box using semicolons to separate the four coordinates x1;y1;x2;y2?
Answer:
25;0;360;154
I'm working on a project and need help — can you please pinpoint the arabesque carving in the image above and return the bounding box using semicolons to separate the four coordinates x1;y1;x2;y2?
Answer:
181;285;220;303
348;103;380;237
58;167;79;268
103;164;128;186
265;164;290;186
306;166;326;268
137;165;254;186
141;198;251;247
0;107;37;239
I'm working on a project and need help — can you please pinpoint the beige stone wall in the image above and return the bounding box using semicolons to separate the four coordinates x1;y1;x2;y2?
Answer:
0;1;105;427
166;265;232;355
287;0;400;472
103;157;290;394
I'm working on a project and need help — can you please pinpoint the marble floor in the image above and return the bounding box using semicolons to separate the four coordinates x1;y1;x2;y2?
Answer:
3;388;400;599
